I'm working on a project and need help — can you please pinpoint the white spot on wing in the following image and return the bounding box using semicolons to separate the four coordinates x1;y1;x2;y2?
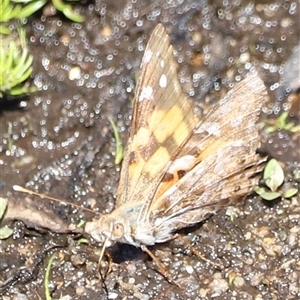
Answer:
139;86;154;102
195;122;221;136
143;49;153;64
160;60;165;68
168;155;196;173
159;74;167;88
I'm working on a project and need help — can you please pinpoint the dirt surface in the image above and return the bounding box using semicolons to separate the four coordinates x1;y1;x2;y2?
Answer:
0;1;299;299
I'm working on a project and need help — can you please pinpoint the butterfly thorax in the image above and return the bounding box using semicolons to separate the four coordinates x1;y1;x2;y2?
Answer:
85;201;157;247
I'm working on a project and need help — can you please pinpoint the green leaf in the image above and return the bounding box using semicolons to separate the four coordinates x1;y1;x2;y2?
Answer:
293;169;300;180
62;6;84;22
0;197;13;240
12;0;37;3
0;26;11;35
291;125;300;133
11;47;29;76
18;0;47;18
108;117;124;165
6;44;16;73
76;220;85;227
52;0;84;22
77;238;89;244
0;197;8;219
44;253;56;300
254;187;281;201
264;159;284;192
264;111;300;133
0;226;14;239
9;84;36;95
283;188;298;199
0;2;21;22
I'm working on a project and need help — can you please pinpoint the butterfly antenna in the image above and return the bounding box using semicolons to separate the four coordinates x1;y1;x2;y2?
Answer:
13;185;95;213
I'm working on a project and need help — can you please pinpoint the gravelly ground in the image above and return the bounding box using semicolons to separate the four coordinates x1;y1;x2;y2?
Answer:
0;1;299;299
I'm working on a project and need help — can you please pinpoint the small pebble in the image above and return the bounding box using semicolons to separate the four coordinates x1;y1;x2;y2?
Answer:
69;66;81;80
185;265;194;274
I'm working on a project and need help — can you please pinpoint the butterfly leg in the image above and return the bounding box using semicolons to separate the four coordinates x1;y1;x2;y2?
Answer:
141;245;184;289
103;249;114;276
177;234;223;269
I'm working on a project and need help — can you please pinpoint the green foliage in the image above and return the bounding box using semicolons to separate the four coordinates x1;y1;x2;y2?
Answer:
0;197;14;239
0;0;47;22
264;159;285;192
44;253;56;300
264;111;300;134
0;0;84;31
0;29;35;97
0;0;46;33
108;117;124;165
52;0;84;23
0;0;84;97
254;159;299;201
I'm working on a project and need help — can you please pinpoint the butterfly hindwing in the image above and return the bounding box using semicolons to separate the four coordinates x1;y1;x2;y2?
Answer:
149;75;267;231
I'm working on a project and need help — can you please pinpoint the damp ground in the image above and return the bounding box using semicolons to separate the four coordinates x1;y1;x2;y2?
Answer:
0;1;299;299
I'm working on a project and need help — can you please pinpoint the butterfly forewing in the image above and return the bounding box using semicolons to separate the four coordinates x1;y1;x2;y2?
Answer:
116;24;199;208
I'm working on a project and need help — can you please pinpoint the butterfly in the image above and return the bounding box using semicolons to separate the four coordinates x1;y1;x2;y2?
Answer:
85;24;267;258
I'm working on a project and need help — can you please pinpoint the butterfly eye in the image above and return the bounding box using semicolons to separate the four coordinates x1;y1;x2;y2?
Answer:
113;223;124;238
